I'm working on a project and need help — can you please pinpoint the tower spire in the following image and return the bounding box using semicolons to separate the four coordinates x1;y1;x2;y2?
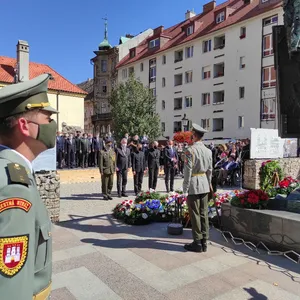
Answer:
98;16;112;50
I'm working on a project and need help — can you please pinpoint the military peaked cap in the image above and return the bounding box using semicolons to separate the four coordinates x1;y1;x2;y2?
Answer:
0;74;57;118
192;123;208;133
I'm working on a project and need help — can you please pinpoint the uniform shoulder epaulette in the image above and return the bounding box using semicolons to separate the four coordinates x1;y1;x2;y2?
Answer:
6;163;30;186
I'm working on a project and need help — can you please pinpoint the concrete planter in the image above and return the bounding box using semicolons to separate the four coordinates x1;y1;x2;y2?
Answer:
221;202;300;253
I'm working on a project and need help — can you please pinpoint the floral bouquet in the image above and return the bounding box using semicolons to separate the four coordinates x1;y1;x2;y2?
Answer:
230;189;269;209
135;190;163;203
274;176;300;196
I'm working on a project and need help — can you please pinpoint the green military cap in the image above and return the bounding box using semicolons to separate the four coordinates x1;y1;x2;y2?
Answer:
192;123;208;133
0;74;57;118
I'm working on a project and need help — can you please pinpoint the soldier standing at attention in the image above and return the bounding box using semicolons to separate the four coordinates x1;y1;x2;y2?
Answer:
182;124;213;253
0;74;57;299
99;138;116;200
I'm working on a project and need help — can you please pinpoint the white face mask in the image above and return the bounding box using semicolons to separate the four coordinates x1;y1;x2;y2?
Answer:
121;144;127;148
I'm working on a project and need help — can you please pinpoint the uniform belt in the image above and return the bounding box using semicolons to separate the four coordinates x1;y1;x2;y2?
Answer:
33;282;51;300
191;172;205;177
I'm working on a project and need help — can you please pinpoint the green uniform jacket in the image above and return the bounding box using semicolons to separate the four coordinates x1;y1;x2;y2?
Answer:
0;148;52;299
99;148;116;175
182;142;212;195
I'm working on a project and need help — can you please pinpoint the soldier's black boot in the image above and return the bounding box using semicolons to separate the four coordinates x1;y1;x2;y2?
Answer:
184;241;202;253
201;239;207;252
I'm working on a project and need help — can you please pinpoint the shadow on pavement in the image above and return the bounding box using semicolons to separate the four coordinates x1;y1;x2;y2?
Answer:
243;287;268;300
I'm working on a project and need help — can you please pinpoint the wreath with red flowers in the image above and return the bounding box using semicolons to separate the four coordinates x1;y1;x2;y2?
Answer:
230;189;269;209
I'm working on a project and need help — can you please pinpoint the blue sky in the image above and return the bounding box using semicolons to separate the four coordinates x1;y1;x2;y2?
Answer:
1;0;220;84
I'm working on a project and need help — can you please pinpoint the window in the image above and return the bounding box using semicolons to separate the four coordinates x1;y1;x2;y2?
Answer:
122;69;127;79
162;55;166;65
238;116;244;128
203;40;212;53
174;121;182;133
201;119;210;130
262;66;276;88
140;63;144;72
174;73;183;86
216;11;225;24
185;46;194;58
174;50;183;63
239;87;245;99
102;85;107;93
262;98;276;120
185;71;193;83
240;27;246;39
187;25;194;36
149;38;160;48
263;15;278;27
162;100;166;110
202;66;211;79
101;60;107;72
202;93;211;105
174;97;183;110
130;49;135;58
162;77;166;87
213;91;225;104
149;58;156;82
213;118;224;132
263;34;274;57
240;56;246;69
214;35;225;50
161;122;166;132
185;96;193;108
213;62;225;78
129;67;134;75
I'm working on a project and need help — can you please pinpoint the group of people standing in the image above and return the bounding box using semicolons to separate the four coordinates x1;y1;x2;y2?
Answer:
98;134;188;200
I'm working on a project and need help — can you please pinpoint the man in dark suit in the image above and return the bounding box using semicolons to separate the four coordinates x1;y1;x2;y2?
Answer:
116;138;131;197
75;131;82;167
87;133;94;167
131;143;146;195
146;141;160;191
65;133;76;169
164;140;178;192
56;131;65;169
93;133;103;167
80;133;89;168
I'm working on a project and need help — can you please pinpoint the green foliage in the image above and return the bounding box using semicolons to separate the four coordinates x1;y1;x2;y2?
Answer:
259;160;284;197
110;75;161;142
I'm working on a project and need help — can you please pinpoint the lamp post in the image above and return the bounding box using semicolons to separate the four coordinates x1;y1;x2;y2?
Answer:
182;114;188;132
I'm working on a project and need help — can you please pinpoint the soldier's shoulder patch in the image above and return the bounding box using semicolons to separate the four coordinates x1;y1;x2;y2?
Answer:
0;234;29;277
7;163;30;186
0;198;32;213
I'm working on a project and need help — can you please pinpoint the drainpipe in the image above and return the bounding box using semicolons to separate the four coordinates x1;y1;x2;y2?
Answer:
56;91;60;130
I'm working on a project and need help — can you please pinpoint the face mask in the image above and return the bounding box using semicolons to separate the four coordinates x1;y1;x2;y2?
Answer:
154;146;157;149
30;119;57;149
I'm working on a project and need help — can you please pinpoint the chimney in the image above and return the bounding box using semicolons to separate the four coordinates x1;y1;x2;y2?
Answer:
203;1;216;13
185;9;196;20
153;26;164;35
16;40;29;82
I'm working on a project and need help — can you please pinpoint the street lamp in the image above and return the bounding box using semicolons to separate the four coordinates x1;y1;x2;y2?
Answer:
182;114;188;132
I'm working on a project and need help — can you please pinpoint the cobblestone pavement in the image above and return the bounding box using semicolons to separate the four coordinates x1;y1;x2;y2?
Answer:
51;176;300;300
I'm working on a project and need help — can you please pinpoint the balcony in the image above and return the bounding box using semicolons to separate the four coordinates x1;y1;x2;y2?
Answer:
91;113;112;122
214;35;225;50
174;50;183;63
213;62;225;78
174;97;183;110
213;91;225;105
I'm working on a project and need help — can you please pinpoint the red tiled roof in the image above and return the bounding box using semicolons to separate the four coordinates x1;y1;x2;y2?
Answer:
117;0;282;68
0;56;87;95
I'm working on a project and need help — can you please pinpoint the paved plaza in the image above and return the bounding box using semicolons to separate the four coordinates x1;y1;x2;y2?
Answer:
51;174;300;300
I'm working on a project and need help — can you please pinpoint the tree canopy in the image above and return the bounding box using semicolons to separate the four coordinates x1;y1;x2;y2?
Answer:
110;75;161;142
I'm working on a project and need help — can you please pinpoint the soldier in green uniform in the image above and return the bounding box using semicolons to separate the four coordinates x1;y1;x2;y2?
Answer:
182;123;213;253
99;138;116;200
0;74;57;299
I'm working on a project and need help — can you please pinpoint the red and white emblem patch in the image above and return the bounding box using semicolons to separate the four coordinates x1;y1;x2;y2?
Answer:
0;235;29;277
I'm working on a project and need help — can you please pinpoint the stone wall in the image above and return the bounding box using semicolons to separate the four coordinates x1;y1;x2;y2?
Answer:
35;171;60;223
243;158;300;190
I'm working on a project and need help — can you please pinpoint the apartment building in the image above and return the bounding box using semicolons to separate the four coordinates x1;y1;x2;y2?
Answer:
116;0;282;140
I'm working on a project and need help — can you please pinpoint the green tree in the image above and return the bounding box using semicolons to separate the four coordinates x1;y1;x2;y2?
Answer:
110;75;161;141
